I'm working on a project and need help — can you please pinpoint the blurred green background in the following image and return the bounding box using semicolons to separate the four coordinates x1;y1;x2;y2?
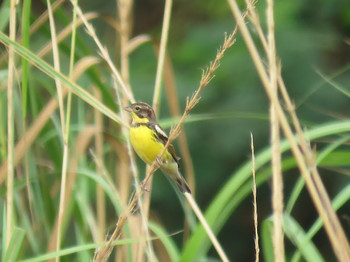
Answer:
3;0;350;261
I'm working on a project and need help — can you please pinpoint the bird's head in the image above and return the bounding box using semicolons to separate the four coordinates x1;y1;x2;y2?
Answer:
124;102;156;124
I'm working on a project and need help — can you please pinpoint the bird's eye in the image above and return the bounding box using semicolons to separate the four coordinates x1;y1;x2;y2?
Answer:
135;106;140;111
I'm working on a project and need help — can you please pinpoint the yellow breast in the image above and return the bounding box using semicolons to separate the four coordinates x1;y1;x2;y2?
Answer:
129;125;170;164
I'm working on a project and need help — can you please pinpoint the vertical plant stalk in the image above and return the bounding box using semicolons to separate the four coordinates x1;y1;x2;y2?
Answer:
6;0;17;248
118;0;132;85
251;133;259;262
152;0;173;112
21;0;35;225
226;0;350;260
114;77;156;262
149;0;173;200
46;0;65;133
266;0;285;261
55;0;79;259
142;0;173;259
116;1;150;260
46;0;68;259
94;88;106;243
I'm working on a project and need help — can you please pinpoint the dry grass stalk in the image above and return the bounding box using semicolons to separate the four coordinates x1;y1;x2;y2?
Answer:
129;1;174;260
47;0;65;133
117;0;132;214
94;88;106;243
266;0;285;261
244;0;267;51
114;76;156;262
152;0;173;112
126;35;152;54
6;0;17;248
118;0;132;85
55;144;69;262
184;194;229;262
46;0;71;258
37;12;98;64
73;1;135;103
117;0;156;260
278;72;350;260
140;0;174;237
227;0;350;260
251;133;260;262
93;181;148;262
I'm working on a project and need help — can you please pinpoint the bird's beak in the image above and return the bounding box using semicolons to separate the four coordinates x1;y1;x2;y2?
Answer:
124;105;132;112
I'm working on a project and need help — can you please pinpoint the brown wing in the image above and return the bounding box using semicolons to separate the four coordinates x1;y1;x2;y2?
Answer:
150;123;180;166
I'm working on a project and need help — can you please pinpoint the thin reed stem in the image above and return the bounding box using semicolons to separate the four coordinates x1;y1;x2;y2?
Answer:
139;0;174;259
94;88;106;243
21;0;35;226
251;133;259;262
6;0;17;248
185;193;229;262
46;0;69;258
152;0;173;112
47;0;65;134
115;76;156;262
266;0;285;261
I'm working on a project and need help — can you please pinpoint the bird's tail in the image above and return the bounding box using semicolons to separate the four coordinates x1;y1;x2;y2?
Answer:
175;175;191;194
161;164;192;194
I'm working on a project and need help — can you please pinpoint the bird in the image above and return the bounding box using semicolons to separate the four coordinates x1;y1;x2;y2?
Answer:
124;102;191;194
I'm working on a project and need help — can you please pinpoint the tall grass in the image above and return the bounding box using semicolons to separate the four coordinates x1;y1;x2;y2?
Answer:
0;0;349;261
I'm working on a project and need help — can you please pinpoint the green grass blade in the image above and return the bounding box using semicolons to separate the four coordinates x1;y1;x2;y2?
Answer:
20;238;139;262
74;224;93;261
283;214;325;262
148;221;180;262
261;218;274;262
21;0;31;117
291;184;350;262
319;151;350;166
2;202;7;261
0;31;122;125
160;111;269;128
3;227;26;262
317;70;350;98
78;169;122;213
